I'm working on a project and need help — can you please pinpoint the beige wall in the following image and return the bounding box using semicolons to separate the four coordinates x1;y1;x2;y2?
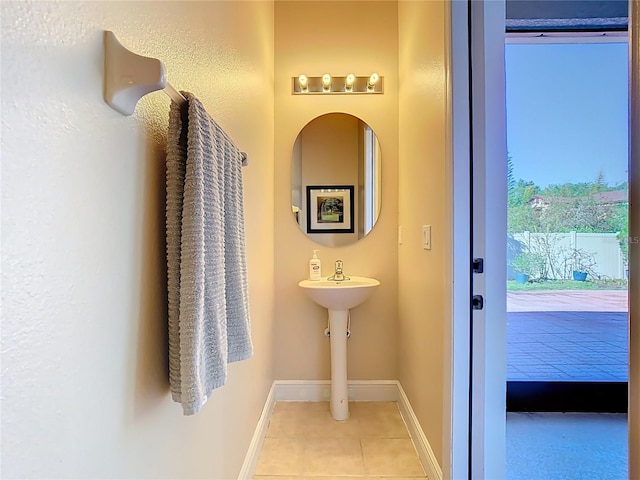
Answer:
1;2;274;479
398;0;450;466
274;1;399;381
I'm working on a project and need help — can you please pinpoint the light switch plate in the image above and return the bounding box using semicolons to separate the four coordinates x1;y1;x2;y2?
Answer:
422;225;431;250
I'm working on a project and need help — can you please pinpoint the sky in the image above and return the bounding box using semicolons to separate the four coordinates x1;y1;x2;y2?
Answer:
506;41;629;189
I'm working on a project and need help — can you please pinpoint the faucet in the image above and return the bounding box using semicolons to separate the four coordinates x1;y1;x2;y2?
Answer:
329;260;350;281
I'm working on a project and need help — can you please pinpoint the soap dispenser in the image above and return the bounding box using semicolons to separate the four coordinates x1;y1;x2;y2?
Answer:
309;250;322;280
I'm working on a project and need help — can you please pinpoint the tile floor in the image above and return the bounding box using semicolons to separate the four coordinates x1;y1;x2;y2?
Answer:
253;401;427;479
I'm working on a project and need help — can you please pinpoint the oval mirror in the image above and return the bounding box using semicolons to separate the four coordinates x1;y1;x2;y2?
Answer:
291;113;382;247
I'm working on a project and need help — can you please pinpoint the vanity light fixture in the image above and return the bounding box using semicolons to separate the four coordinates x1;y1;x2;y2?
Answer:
292;73;384;94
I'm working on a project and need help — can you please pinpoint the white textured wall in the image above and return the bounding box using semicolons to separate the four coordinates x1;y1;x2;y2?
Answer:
1;2;274;478
398;0;449;466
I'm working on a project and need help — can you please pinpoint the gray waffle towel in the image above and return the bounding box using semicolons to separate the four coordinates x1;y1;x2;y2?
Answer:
166;92;253;415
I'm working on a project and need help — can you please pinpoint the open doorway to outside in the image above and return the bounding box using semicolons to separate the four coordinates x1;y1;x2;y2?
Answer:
504;32;629;480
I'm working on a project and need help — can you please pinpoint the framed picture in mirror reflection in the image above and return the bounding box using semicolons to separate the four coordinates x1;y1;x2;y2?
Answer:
306;185;354;234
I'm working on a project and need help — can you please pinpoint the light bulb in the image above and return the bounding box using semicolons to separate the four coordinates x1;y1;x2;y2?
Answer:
345;73;355;91
367;72;380;91
298;74;308;90
322;73;331;91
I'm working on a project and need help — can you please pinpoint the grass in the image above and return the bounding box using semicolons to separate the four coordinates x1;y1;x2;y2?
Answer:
507;279;628;291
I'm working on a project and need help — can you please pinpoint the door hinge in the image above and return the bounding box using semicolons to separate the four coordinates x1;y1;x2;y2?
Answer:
472;295;484;310
472;258;484;274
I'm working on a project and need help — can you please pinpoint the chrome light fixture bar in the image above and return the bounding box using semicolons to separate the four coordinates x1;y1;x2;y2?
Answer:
292;73;384;94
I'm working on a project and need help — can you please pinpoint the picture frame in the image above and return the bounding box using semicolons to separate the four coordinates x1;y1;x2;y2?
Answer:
306;185;355;234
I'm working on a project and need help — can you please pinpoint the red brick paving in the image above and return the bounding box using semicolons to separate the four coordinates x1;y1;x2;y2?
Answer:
507;290;628;313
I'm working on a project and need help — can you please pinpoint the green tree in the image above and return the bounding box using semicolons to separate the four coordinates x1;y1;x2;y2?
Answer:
507;171;628;235
509;179;538;207
508;204;540;233
594;171;605;191
507;153;516;206
617;218;629;264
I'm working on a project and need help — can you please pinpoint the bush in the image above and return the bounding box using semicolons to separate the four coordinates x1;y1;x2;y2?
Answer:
511;252;546;279
566;248;598;277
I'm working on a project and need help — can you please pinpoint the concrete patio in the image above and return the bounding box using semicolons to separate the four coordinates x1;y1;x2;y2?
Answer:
507;290;628;381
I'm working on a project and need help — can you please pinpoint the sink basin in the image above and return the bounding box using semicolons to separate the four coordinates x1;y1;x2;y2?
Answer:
298;276;380;311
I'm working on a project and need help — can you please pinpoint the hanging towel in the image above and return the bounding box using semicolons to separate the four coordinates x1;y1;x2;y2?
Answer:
166;92;253;416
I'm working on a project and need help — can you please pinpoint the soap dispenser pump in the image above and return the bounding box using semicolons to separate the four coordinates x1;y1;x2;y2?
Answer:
309;250;322;280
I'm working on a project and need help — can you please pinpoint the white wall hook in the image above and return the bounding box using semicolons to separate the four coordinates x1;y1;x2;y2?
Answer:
103;31;168;116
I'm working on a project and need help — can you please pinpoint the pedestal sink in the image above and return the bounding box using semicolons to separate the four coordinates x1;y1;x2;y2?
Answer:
298;276;380;420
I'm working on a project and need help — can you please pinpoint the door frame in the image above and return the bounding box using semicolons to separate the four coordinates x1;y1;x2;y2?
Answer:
444;0;472;477
469;1;508;478
448;0;640;478
629;1;639;478
446;1;507;478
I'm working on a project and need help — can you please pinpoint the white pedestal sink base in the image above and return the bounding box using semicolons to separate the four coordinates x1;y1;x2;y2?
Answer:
328;309;349;421
297;276;380;422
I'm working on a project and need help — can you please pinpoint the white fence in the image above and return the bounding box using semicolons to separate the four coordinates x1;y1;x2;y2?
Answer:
508;231;626;280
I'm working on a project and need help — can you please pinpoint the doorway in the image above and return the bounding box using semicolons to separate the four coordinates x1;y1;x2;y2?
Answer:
504;36;629;479
447;1;639;478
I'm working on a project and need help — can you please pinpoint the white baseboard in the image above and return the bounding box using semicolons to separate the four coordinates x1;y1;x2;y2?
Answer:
237;383;276;480
239;380;442;480
396;383;443;480
273;379;400;402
